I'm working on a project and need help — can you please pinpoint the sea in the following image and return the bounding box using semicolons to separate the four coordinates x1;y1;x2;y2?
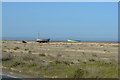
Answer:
1;37;118;43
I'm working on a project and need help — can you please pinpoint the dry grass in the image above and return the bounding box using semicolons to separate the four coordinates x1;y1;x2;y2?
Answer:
2;41;118;78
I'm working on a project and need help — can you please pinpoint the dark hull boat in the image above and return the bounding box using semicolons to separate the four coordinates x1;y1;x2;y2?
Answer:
36;38;50;43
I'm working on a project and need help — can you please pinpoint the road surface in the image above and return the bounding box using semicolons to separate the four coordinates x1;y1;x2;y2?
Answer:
1;69;42;80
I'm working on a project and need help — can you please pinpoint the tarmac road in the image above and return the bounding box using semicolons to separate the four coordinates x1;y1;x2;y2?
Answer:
1;74;43;80
2;69;42;80
1;74;23;80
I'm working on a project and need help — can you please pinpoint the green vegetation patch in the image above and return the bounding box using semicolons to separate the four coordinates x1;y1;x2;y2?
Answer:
39;54;46;56
14;47;20;50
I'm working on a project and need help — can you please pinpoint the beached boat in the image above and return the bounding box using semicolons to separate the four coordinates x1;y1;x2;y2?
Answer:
36;38;50;43
67;39;81;42
36;33;50;43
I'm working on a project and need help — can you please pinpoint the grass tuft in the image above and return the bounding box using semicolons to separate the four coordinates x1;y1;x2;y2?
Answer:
74;68;85;78
39;54;46;56
89;59;95;62
14;47;20;50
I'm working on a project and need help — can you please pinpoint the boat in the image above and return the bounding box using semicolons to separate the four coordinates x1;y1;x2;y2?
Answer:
67;39;81;42
36;38;50;43
36;33;50;43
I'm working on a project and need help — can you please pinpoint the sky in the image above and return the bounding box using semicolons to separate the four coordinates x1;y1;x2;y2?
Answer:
1;0;119;2
0;2;2;40
2;2;118;41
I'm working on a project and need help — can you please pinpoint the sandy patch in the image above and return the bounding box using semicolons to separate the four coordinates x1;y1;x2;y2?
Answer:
65;49;106;54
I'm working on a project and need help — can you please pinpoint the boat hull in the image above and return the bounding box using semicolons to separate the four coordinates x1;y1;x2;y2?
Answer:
67;40;80;42
36;38;50;43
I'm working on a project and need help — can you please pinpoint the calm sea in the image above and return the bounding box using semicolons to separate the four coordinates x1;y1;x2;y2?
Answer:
2;37;118;43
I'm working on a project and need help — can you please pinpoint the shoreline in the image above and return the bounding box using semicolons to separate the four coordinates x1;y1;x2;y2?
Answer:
1;40;118;43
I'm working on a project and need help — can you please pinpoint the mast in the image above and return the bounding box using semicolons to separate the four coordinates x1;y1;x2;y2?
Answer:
38;32;39;39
